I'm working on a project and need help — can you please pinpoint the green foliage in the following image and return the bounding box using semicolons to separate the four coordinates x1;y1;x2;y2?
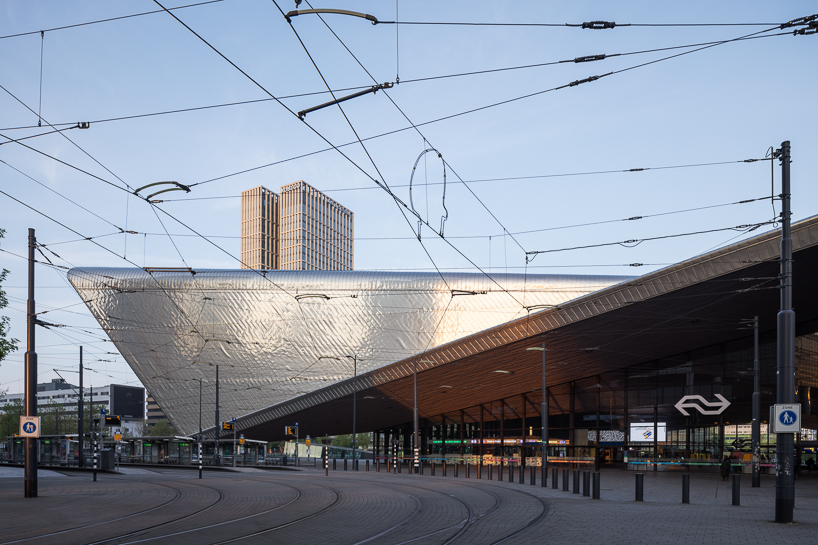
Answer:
144;419;177;437
0;399;24;437
331;433;371;449
0;229;20;366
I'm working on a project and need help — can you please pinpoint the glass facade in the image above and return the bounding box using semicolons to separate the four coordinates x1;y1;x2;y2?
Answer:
375;329;818;472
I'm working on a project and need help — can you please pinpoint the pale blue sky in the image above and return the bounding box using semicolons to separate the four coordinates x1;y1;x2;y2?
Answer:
1;1;816;392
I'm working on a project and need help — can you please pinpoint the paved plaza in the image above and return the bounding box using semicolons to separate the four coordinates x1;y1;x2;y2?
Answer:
0;464;816;544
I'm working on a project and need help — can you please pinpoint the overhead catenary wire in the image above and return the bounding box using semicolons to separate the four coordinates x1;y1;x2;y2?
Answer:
526;220;776;258
0;0;226;40
303;1;527;257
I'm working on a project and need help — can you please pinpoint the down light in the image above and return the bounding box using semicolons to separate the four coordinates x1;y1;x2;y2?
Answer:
492;370;513;375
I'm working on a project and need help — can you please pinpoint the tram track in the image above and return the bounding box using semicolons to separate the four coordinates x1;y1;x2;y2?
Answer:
0;481;186;545
341;472;549;545
110;480;331;545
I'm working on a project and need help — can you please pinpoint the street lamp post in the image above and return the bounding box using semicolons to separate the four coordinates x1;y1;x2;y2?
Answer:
346;355;359;468
214;364;220;466
526;339;565;487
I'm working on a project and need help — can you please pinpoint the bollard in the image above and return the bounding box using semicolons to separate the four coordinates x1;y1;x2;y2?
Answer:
455;463;459;477
488;464;492;480
552;467;559;489
431;461;436;476
635;473;644;502
499;463;504;482
519;465;524;484
509;464;514;483
682;474;689;504
732;474;740;506
562;468;569;491
573;469;580;494
398;459;402;473
478;462;482;480
583;470;591;497
442;461;446;477
592;472;600;500
366;460;369;471
344;459;348;471
420;461;424;475
466;463;470;478
376;459;380;472
530;465;536;485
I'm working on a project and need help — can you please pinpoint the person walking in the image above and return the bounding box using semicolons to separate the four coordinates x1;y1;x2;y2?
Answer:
720;455;731;482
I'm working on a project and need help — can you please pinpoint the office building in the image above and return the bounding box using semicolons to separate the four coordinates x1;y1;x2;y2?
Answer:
280;180;353;270
240;186;280;270
0;380;146;435
240;181;353;271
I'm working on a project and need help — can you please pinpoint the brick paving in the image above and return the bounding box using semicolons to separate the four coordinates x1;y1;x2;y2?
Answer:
0;463;815;544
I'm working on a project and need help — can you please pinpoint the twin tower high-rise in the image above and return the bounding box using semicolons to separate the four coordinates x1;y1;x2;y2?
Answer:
240;180;354;271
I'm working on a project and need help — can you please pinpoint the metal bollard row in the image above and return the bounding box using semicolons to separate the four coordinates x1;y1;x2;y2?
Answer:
635;473;644;501
582;470;591;497
552;467;558;489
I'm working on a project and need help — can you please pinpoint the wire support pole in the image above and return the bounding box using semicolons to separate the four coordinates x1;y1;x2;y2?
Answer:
24;228;38;498
78;346;84;468
541;340;548;487
92;385;97;482
775;140;795;523
752;316;760;487
199;378;203;478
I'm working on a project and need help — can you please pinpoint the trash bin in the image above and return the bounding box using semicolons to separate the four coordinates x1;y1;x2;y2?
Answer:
99;449;115;470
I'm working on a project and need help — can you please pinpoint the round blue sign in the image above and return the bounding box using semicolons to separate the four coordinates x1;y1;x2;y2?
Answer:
779;410;797;426
23;422;37;434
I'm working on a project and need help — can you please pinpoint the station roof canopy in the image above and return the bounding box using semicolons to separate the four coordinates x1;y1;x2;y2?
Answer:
223;215;818;441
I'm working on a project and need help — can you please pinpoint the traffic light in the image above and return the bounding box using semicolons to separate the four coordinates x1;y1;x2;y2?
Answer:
104;415;121;427
222;422;234;430
285;426;297;435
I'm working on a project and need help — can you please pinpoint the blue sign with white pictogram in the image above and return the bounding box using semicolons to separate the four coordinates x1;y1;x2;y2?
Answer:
779;410;797;426
19;416;41;437
771;404;801;433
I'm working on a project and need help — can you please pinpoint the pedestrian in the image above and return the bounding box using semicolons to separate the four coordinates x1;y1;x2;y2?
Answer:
720;455;731;482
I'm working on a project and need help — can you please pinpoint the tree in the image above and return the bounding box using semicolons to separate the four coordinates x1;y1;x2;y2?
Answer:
144;419;177;437
0;228;19;373
0;399;24;437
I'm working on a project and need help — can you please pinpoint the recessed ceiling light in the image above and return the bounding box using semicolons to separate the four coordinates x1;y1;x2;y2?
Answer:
492;370;513;375
439;385;453;389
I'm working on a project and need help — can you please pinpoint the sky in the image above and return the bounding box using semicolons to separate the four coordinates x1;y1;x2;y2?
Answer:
1;1;816;395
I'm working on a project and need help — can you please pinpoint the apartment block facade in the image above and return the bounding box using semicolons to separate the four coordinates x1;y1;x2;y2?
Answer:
240;181;353;271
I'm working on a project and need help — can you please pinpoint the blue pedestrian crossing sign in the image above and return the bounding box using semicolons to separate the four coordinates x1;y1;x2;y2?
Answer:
19;416;41;438
771;404;801;433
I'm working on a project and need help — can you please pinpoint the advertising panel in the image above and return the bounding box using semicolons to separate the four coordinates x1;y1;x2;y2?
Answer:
629;423;667;442
110;385;146;420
